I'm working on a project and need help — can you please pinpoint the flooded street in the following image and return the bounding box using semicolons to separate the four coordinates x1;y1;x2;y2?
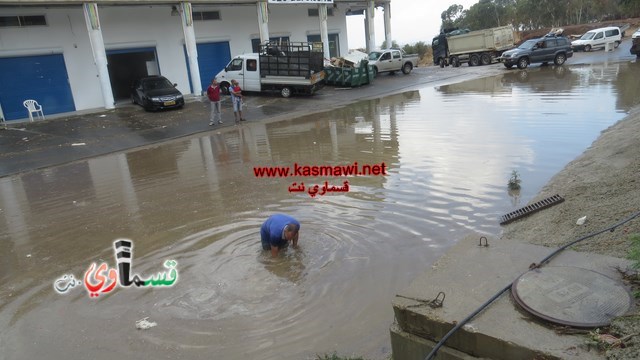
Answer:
1;60;640;360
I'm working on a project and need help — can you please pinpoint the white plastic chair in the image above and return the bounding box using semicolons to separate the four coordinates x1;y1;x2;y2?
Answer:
23;99;45;122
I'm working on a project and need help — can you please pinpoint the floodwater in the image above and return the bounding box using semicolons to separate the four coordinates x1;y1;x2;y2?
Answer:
1;61;640;360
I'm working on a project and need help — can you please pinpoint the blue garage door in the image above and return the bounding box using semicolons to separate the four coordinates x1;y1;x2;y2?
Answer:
0;54;75;121
185;41;231;93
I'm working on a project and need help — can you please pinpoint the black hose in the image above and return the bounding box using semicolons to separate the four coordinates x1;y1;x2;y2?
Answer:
425;209;640;360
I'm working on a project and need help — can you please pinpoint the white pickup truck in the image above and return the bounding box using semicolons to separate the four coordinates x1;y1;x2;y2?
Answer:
367;49;419;77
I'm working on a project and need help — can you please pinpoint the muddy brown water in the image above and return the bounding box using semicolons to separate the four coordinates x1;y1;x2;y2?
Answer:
1;61;640;360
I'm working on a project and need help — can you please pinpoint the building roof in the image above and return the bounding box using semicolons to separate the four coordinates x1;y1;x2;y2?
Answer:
0;0;389;7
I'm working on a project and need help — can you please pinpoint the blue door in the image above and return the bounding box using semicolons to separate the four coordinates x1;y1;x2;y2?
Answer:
0;54;75;121
185;41;231;93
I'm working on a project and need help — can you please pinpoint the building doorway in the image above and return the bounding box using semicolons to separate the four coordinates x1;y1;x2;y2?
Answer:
106;47;159;101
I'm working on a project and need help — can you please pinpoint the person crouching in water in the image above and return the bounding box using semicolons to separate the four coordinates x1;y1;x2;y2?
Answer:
260;214;300;257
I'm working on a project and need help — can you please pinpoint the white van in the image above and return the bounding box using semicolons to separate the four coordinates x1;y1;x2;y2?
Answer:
571;26;622;52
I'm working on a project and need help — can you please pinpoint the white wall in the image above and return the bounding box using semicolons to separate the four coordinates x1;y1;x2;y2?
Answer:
0;2;349;112
0;7;105;111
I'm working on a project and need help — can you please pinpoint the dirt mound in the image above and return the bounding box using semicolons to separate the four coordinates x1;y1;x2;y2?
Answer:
519;17;640;42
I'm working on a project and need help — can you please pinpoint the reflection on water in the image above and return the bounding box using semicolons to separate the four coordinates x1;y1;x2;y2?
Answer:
1;61;640;359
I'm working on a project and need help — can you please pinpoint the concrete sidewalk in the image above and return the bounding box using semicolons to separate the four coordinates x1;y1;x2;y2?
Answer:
391;233;633;360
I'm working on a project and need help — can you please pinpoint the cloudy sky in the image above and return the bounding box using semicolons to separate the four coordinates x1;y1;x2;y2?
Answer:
346;0;479;49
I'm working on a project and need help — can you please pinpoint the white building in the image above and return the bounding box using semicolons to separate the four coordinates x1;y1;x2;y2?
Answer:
0;0;392;121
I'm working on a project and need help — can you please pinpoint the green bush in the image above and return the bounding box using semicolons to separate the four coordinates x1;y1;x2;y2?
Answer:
507;170;521;190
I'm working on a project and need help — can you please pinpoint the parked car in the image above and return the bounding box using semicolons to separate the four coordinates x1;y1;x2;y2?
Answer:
131;76;184;111
571;26;621;52
633;27;640;39
499;35;573;69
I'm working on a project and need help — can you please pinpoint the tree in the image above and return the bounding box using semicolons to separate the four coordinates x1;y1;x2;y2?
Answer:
380;40;400;49
402;41;430;58
441;4;464;32
620;0;640;17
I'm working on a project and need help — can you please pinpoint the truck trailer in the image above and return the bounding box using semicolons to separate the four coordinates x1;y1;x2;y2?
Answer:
432;25;516;67
215;42;325;98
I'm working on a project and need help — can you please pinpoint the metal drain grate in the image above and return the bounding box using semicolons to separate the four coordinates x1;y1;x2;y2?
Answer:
500;194;564;225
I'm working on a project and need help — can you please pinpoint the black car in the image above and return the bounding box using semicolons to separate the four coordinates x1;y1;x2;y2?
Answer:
499;35;573;69
131;76;184;111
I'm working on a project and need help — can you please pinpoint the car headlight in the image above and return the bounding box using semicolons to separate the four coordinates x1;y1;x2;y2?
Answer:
151;97;161;101
176;94;183;99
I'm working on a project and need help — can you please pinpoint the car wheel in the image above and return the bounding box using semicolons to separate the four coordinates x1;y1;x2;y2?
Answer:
450;56;460;67
584;44;591;52
554;53;566;66
281;87;292;98
504;63;513;69
469;54;480;66
615;41;620;48
480;53;491;66
372;67;378;78
402;63;412;74
517;57;529;69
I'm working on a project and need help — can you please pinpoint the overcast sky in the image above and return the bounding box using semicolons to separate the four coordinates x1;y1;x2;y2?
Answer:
346;0;479;49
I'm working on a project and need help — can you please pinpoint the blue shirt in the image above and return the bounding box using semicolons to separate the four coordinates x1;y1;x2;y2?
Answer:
261;214;300;248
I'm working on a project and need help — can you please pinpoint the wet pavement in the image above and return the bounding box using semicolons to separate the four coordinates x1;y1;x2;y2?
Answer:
1;39;635;178
0;64;502;177
0;39;639;360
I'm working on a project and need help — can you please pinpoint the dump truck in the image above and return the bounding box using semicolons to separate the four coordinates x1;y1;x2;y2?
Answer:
215;41;325;98
432;25;516;67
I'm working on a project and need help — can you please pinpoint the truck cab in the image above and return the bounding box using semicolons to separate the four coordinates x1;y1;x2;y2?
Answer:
215;54;261;94
368;49;403;72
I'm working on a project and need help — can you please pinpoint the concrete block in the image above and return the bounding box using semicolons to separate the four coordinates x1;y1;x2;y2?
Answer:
605;42;615;51
390;323;487;360
392;233;632;360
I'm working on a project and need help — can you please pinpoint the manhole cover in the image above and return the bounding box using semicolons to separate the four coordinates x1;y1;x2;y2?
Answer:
512;266;633;328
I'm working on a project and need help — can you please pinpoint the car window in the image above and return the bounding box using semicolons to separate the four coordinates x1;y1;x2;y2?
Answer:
518;40;537;49
594;32;604;40
142;78;173;90
380;52;391;60
544;39;557;48
368;51;382;60
580;32;595;40
246;59;257;72
229;58;243;71
605;29;618;37
392;51;401;59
